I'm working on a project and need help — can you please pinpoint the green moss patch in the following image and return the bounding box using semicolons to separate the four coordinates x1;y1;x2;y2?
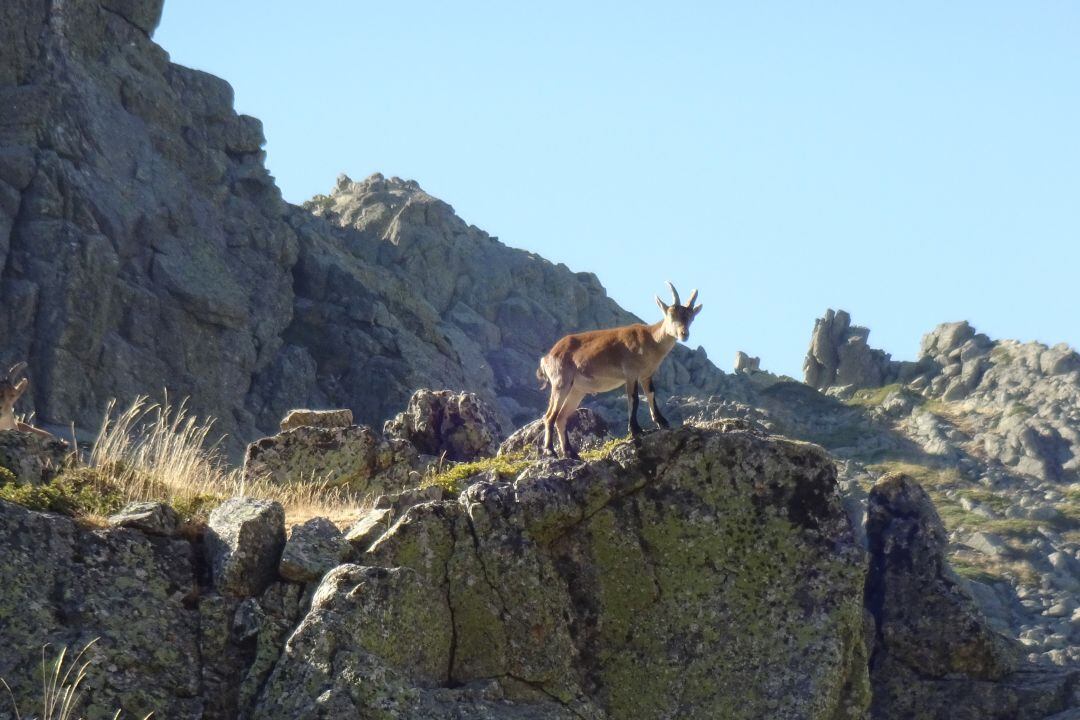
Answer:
421;453;530;494
0;467;126;517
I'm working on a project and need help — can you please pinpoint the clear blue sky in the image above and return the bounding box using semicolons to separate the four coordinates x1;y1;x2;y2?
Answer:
157;2;1080;378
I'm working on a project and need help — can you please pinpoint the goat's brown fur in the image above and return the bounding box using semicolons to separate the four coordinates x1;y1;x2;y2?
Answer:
537;283;702;458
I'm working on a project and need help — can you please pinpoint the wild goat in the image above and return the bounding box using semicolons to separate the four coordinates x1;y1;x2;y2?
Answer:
0;362;54;439
537;282;703;458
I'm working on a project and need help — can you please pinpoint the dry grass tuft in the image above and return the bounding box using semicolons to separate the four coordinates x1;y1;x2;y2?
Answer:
0;639;151;720
79;396;370;526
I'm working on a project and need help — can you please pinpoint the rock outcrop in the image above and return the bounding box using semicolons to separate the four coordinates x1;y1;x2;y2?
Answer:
804;309;898;391
242;421;420;494
107;500;180;536
788;311;1080;666
383;389;500;461
865;473;1077;719
497;407;613;457
278;516;351;583
278;408;354;433
0;430;69;484
801;309;1080;486
206;498;286;598
734;350;761;373
0;499;202;719
254;424;871;719
0;0;297;450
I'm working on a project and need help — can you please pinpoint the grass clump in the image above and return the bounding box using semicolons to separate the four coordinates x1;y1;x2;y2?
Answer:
419;435;633;494
581;435;632;462
956;488;1012;513
868;460;962;489
421;452;530;494
1;396;372;528
844;383;904;408
949;553;1038;585
0;639;150;720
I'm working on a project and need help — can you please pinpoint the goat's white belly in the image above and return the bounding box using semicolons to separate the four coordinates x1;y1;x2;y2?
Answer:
575;375;626;395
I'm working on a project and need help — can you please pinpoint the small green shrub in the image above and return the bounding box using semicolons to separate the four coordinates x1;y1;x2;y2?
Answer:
0;467;125;517
0;466;16;486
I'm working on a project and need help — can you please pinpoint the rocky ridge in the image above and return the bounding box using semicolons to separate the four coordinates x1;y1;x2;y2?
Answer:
4;420;1077;719
706;310;1080;668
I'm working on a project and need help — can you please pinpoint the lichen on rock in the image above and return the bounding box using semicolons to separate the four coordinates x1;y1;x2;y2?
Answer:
255;424;871;719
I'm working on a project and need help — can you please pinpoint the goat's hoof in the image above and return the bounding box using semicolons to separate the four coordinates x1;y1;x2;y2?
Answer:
656;419;670;430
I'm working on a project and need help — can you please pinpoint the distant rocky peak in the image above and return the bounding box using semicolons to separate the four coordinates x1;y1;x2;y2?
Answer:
302;171;471;250
803;308;894;391
919;320;990;362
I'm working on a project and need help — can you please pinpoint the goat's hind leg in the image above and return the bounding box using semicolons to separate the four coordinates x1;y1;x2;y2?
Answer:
555;388;585;460
542;363;573;457
541;388;560;456
625;379;643;438
642;375;669;429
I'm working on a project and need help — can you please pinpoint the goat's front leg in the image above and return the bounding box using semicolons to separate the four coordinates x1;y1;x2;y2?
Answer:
642;375;669;429
625;379;643;437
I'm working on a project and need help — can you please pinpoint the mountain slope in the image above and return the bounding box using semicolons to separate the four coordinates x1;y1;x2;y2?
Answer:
0;0;731;452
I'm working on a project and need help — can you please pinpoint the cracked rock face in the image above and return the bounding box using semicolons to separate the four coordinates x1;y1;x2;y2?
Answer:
255;425;871;719
0;498;201;719
277;515;351;583
206;497;286;598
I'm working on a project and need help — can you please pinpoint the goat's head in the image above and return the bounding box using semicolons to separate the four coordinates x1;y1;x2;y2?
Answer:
655;282;703;342
0;362;29;419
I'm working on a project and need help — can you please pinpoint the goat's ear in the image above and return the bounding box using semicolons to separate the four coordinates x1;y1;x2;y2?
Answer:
655;296;669;313
692;304;703;317
13;378;27;396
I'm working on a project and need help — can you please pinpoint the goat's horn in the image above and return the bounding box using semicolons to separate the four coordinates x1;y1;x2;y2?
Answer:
6;362;27;381
686;289;698;308
666;281;680;307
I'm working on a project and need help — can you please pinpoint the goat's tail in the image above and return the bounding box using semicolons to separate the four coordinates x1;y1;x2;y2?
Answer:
536;357;549;391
